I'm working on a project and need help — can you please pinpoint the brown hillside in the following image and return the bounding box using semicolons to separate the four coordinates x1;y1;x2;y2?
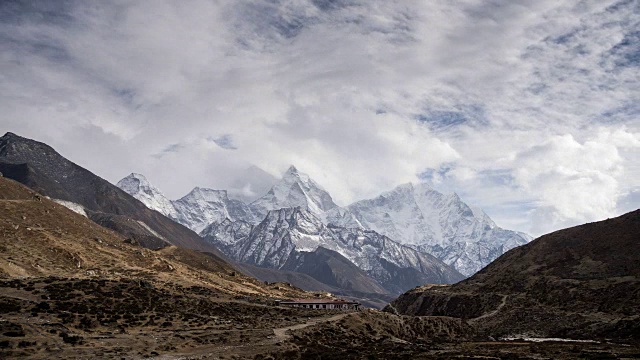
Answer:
0;176;309;298
388;210;640;343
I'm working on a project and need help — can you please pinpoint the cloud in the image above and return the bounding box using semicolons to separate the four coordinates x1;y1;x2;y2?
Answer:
0;0;638;236
153;143;185;159
511;129;639;234
208;135;238;150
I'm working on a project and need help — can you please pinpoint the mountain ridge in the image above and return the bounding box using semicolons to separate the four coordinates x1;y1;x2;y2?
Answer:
0;132;225;257
328;181;531;275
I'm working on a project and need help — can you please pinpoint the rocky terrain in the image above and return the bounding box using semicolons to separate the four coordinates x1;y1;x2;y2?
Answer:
0;176;310;297
1;159;639;358
387;209;640;344
0;175;345;359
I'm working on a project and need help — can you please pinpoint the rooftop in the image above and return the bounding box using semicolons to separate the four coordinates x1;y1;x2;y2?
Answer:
279;299;359;305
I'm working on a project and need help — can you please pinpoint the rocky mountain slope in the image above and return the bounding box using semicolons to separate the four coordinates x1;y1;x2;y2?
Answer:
327;182;531;276
387;209;640;343
202;207;464;295
0;132;222;255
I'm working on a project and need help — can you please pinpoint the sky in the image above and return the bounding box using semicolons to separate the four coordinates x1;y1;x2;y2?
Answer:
0;0;638;237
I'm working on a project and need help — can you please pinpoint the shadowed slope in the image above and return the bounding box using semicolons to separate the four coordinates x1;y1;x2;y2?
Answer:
0;132;222;256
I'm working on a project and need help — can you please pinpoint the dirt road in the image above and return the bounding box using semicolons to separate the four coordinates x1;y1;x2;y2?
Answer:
468;294;508;324
272;313;349;341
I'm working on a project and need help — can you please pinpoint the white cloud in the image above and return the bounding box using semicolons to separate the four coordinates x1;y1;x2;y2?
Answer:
511;129;639;234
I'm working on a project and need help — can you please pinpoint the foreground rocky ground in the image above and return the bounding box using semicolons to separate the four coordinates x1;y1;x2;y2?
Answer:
2;277;639;359
0;277;339;359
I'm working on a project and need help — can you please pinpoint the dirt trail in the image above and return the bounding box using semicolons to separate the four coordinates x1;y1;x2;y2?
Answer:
146;313;352;360
272;313;349;341
468;294;508;324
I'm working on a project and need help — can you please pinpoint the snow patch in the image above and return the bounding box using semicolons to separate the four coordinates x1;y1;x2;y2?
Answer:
52;199;87;218
136;220;165;240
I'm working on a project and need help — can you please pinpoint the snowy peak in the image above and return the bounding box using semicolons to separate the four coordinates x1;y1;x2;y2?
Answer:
117;173;153;195
117;174;259;233
284;164;299;176
334;181;530;276
179;187;228;203
116;173;177;218
173;186;258;233
250;165;338;218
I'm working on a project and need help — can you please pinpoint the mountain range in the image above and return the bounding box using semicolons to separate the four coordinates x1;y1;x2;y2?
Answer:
0;132;459;301
327;183;532;275
119;169;465;295
118;164;530;279
201;206;463;294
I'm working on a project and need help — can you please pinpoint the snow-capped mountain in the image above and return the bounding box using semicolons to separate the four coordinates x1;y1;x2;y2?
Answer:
117;174;258;233
172;187;258;233
118;166;530;277
201;207;464;294
249;165;338;219
199;218;252;255
326;182;531;276
117;173;178;218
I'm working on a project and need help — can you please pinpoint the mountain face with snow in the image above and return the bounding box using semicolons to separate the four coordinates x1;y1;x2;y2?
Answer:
117;174;259;233
326;183;531;276
172;187;258;233
249;165;338;219
116;173;178;218
201;206;464;294
199;218;252;256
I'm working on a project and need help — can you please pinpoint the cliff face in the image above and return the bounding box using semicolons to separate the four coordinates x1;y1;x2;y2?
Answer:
387;209;640;343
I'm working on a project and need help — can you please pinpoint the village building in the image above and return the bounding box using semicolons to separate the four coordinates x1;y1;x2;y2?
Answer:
278;299;360;310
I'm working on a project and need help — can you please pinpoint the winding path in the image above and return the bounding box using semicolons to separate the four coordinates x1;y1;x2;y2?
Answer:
272;313;350;341
468;294;508;324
